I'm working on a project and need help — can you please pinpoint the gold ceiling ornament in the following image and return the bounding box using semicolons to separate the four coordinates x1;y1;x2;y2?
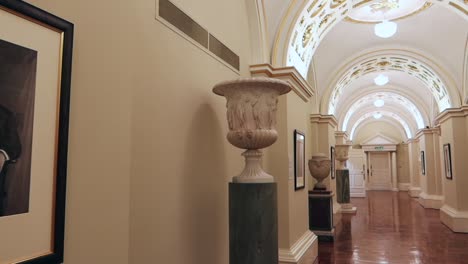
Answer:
377;61;391;67
311;2;327;17
307;0;320;13
302;24;314;47
319;14;332;28
345;2;432;24
331;0;347;9
370;0;399;14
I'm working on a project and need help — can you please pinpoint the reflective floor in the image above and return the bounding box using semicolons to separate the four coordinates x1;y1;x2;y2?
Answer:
316;191;468;264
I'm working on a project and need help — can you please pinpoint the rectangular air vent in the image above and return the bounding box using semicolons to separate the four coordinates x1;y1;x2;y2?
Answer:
157;0;240;71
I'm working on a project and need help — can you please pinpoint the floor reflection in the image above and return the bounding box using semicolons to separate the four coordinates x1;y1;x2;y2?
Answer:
316;191;468;264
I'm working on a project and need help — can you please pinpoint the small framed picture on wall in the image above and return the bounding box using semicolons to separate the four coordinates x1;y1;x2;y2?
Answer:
294;130;305;190
330;146;336;179
443;143;453;180
420;151;426;175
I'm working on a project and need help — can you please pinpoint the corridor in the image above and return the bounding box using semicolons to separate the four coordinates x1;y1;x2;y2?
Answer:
317;191;468;263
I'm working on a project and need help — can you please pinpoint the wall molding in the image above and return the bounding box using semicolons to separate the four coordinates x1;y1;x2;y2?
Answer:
278;230;317;263
435;106;468;124
441;205;468;233
310;114;338;128
398;183;411;191
409;187;421;197
250;63;315;102
418;192;443;209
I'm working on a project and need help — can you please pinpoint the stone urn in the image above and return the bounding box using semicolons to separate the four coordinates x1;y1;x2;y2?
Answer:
308;153;331;190
213;77;291;183
335;144;351;170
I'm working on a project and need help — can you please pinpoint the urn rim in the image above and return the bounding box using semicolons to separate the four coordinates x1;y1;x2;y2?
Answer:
212;77;291;96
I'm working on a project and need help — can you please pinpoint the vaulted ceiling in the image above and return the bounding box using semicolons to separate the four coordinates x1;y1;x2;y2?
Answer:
262;0;468;141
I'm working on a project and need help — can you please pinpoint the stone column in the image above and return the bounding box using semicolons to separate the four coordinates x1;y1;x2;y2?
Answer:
391;152;398;192
415;127;443;209
437;107;468;233
407;138;421;197
310;115;340;220
335;143;356;214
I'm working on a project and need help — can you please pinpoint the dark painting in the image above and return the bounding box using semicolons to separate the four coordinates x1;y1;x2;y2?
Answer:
0;39;37;217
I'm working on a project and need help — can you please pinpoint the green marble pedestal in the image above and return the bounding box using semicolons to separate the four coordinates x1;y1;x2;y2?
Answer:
336;169;356;214
308;190;335;241
229;183;278;264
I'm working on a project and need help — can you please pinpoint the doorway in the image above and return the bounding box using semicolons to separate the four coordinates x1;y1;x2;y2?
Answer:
348;149;366;197
368;152;392;190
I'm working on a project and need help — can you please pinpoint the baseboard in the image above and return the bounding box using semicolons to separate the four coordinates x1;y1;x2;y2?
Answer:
408;187;421;197
279;230;318;263
366;186;393;191
398;183;411;191
350;193;366;198
440;205;468;233
418;192;443;209
392;188;399;192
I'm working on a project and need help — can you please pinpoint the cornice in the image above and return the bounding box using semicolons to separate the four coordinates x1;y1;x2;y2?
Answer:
250;63;315;102
435;106;468;124
415;126;441;139
310;114;338;128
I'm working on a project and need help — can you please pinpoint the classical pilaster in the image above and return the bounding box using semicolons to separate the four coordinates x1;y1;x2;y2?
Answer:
310;115;341;221
407;138;421;197
414;127;443;209
435;107;468;233
391;152;398;192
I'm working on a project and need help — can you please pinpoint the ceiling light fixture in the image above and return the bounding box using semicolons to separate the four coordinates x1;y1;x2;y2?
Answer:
374;74;389;86
374;20;398;38
374;99;385;107
373;112;383;119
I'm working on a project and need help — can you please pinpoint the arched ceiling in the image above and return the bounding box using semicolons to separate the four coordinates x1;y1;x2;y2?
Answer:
324;52;455;115
341;91;427;131
349;110;413;139
259;0;467;140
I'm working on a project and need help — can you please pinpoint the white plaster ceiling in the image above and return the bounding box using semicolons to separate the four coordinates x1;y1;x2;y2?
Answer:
309;3;467;138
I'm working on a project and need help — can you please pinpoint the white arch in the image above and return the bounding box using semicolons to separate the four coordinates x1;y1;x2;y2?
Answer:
352;118;408;142
276;0;468;77
325;52;457;115
342;91;426;131
349;110;413;140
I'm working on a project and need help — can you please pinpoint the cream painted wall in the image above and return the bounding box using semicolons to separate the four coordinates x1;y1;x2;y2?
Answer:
286;93;314;247
439;115;468;211
129;0;252;263
353;122;403;144
25;0;252;263
397;144;410;184
24;0;134;263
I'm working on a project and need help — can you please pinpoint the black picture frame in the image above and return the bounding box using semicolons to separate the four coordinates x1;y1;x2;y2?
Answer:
443;143;453;180
420;151;426;176
0;1;73;263
330;146;336;179
294;130;305;190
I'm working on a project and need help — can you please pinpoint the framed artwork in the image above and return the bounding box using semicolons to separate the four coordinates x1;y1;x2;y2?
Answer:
330;146;336;179
0;1;73;263
443;143;453;180
420;151;426;175
294;130;305;190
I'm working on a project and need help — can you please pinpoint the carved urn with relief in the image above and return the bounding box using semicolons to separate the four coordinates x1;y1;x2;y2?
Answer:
213;77;291;183
308;153;331;190
335;144;351;170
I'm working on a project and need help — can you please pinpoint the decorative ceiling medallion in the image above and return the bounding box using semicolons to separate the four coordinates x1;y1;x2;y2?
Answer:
347;1;431;24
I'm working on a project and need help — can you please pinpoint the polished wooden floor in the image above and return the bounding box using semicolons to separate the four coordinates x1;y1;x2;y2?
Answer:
315;191;468;264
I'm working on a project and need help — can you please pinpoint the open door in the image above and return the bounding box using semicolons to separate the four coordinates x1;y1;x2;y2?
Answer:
348;149;366;197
